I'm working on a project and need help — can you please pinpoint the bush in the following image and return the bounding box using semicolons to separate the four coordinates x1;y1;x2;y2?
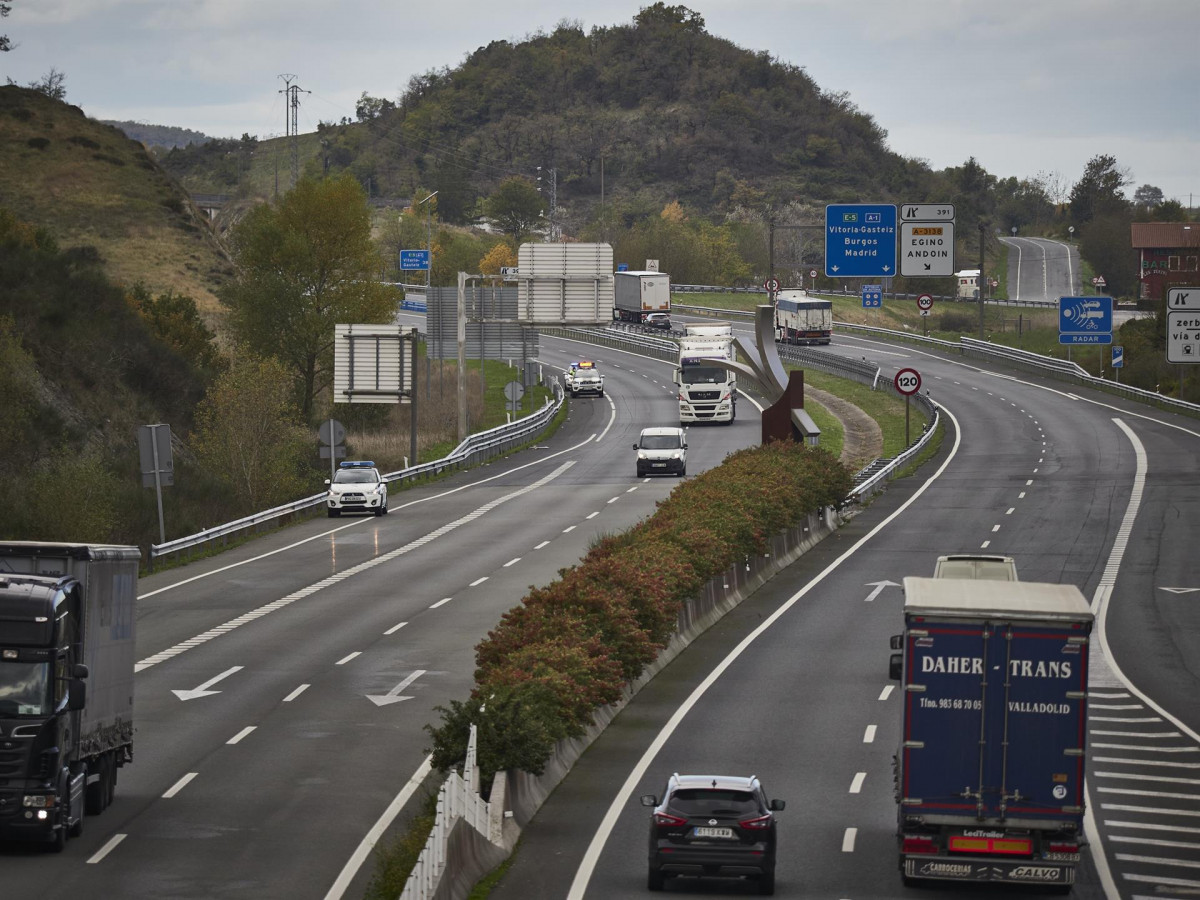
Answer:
426;440;853;780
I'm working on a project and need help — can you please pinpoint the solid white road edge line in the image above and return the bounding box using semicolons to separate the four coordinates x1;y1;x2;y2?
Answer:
564;402;965;900
323;755;434;900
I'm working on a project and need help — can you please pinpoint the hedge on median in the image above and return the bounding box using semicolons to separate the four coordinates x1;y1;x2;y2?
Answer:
424;440;854;786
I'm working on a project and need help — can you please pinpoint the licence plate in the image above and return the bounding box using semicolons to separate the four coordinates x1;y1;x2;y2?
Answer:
693;826;734;839
651;462;666;467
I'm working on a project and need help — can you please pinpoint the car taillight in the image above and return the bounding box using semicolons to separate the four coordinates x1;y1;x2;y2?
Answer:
1047;841;1079;854
739;814;772;830
902;836;938;854
654;812;688;827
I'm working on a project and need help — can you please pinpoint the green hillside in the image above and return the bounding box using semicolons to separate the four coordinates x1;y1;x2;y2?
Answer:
0;85;234;320
161;6;932;228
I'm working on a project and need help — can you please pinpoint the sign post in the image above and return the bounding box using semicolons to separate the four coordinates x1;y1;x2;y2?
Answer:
861;284;882;308
917;294;934;336
894;367;922;447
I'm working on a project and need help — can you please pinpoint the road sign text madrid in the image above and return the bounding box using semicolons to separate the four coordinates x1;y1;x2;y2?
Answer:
825;204;897;277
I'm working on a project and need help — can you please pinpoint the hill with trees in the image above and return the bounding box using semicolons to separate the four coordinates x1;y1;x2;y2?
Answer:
0;85;233;320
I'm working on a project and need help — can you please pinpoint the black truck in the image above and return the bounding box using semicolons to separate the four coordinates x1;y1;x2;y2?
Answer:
0;542;139;851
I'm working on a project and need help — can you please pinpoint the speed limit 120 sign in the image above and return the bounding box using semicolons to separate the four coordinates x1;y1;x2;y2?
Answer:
894;368;922;396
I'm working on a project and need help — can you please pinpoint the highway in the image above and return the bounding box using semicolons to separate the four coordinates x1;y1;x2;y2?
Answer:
6;308;1196;900
486;317;1200;900
1000;235;1081;303
1;331;762;898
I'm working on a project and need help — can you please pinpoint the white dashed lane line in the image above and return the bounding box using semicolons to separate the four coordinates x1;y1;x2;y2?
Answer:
163;773;198;799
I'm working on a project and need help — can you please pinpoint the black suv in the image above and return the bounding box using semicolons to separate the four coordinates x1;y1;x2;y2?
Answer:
641;773;784;895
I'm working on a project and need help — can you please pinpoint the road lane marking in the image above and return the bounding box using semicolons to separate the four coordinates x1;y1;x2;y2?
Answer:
564;401;968;900
163;773;198;798
842;827;857;852
879;685;894;701
88;833;127;864
534;540;550;549
283;684;309;702
503;558;521;567
470;577;488;586
324;755;433;900
563;525;577;533
586;512;599;519
136;463;575;672
863;725;877;743
227;726;256;745
336;652;361;665
849;772;866;793
430;598;451;609
384;622;407;635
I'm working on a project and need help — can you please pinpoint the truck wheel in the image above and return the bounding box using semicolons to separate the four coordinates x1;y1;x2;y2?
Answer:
69;799;83;838
85;757;105;814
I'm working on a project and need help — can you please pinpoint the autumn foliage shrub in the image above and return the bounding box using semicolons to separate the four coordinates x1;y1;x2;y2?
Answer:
426;441;853;785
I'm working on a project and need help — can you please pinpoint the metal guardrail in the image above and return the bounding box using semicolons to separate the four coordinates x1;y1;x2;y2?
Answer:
148;382;566;566
836;321;1198;416
539;325;680;363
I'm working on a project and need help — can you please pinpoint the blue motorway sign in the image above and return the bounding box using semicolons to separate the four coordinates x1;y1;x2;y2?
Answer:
1111;345;1124;368
861;284;882;308
825;204;897;277
1058;296;1113;344
400;249;431;270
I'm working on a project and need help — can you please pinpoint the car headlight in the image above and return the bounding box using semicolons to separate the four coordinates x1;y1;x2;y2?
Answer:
637;451;648;460
23;795;54;808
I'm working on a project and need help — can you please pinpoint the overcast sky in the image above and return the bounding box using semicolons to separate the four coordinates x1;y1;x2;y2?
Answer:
5;0;1198;204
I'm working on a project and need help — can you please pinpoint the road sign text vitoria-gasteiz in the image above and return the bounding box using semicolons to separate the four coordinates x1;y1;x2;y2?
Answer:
825;204;897;277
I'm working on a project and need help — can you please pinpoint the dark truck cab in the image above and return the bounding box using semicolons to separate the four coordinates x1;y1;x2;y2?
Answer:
0;543;139;851
888;577;1093;891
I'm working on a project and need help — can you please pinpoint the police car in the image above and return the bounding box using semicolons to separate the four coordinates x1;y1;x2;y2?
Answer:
325;461;388;517
565;360;604;397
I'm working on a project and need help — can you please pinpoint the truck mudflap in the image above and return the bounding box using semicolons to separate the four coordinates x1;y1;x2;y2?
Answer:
903;855;1074;886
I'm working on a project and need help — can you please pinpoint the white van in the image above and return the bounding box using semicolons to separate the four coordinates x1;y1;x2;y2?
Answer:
633;426;687;477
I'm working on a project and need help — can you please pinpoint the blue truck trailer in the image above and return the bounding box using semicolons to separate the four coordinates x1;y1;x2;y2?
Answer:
888;577;1093;890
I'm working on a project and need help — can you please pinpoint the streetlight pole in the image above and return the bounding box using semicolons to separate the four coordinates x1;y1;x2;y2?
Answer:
977;222;987;340
418;191;438;290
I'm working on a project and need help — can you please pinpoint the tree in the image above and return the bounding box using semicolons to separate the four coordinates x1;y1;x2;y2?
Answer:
191;354;312;513
28;68;67;101
1;2;11;53
1068;154;1131;224
221;174;398;420
1133;184;1165;209
478;242;517;275
483;177;546;243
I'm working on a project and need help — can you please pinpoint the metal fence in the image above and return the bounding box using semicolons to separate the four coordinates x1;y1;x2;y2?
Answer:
148;382;565;567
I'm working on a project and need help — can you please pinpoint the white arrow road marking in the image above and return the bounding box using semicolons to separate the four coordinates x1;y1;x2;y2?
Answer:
172;666;243;701
367;669;426;707
863;580;900;602
1161;588;1200;594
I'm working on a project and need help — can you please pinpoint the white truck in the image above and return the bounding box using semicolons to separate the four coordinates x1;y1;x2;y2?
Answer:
613;270;671;324
774;290;832;345
677;321;736;425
